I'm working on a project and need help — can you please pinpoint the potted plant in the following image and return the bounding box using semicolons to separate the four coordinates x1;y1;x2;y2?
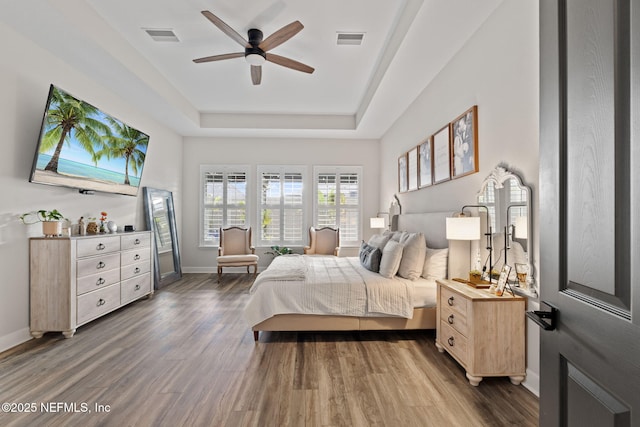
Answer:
20;209;65;237
266;245;293;257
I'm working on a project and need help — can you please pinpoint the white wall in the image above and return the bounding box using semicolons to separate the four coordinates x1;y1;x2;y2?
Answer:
182;137;380;271
379;0;540;395
0;23;183;353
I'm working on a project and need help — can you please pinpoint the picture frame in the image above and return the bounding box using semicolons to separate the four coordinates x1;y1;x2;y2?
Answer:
432;125;451;184
407;146;418;191
398;154;408;193
451;105;479;179
495;264;512;296
418;138;432;188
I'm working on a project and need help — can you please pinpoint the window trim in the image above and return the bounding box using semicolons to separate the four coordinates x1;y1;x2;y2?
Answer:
199;164;251;247
313;165;363;247
256;165;308;247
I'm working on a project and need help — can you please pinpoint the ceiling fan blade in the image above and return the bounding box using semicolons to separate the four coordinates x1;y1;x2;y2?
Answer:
193;52;244;63
266;53;315;74
251;65;262;85
201;11;249;47
259;21;304;52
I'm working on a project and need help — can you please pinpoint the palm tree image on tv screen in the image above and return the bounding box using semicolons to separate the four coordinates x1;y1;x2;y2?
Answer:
30;85;150;196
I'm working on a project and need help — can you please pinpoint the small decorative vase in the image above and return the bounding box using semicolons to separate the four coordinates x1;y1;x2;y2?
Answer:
107;221;117;233
86;221;99;235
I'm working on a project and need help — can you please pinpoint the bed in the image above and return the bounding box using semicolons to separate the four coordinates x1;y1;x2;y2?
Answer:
245;212;470;340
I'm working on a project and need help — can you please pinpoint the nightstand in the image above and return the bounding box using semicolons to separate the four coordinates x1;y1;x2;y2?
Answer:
435;279;526;386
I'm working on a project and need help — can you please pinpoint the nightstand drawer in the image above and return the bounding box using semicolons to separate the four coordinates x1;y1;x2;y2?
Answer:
440;286;469;317
440;304;468;337
440;321;468;365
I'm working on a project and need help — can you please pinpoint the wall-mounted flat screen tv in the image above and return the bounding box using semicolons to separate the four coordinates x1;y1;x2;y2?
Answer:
29;84;150;196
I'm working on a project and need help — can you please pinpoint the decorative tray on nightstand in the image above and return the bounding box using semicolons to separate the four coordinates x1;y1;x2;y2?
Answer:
452;277;492;289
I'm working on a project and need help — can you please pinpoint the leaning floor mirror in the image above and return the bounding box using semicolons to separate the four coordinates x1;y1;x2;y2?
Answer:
143;187;182;289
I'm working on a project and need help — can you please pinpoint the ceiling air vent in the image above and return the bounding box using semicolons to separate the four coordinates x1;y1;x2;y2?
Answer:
336;32;364;46
144;29;179;42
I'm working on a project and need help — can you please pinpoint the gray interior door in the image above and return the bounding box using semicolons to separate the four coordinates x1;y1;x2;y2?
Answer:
539;0;640;425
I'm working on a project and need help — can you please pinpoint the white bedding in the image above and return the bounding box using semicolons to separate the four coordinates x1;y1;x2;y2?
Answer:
244;255;436;327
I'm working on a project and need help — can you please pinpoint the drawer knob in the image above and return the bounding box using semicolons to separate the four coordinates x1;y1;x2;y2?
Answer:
447;336;455;347
448;314;455;324
135;284;141;291
134;254;141;260
134;267;140;274
134;239;141;245
96;277;105;286
448;296;455;306
96;261;106;270
96;243;105;250
97;298;106;307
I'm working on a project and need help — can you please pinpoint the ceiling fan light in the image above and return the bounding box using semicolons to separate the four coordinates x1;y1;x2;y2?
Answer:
245;53;266;65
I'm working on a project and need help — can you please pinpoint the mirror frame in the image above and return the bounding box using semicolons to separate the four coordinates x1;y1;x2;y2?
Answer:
477;165;536;295
143;187;182;289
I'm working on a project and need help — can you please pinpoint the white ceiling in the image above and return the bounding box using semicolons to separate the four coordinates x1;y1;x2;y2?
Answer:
2;0;504;139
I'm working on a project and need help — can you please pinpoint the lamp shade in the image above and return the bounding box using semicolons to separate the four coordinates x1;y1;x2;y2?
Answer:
446;217;481;240
515;216;528;239
370;217;386;229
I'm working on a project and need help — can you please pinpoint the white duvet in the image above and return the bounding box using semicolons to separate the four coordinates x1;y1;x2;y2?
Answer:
244;255;415;327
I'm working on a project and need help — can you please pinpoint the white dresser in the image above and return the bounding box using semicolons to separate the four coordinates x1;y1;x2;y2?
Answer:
29;232;153;338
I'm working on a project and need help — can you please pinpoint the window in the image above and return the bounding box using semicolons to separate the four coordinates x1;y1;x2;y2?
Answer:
200;165;249;246
314;166;362;246
258;166;307;246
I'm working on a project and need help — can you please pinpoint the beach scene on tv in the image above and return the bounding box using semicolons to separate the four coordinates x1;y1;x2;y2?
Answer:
31;85;149;196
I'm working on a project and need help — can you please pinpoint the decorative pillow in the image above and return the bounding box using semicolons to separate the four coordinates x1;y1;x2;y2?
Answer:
378;240;404;279
367;233;391;250
383;230;403;242
397;232;426;280
422;247;449;280
359;241;382;272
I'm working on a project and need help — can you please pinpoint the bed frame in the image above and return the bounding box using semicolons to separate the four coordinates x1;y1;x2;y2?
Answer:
251;212;470;340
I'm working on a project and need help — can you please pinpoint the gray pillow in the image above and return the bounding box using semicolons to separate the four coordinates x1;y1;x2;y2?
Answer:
359;241;382;272
367;233;391;250
378;240;404;278
397;232;426;280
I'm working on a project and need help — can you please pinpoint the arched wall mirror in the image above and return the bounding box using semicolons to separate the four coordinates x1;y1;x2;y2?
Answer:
143;187;182;289
477;166;535;295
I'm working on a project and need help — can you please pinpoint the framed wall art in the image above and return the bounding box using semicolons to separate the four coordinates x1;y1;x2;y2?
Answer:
418;138;432;188
432;125;451;184
398;153;408;193
407;146;418;191
451;105;479;179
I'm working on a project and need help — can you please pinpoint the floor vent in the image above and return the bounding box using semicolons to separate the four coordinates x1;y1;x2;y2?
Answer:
144;29;179;42
337;32;364;46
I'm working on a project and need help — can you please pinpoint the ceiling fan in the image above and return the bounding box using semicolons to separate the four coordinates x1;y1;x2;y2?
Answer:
193;10;315;85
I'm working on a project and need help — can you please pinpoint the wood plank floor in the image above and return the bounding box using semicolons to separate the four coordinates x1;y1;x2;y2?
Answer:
0;273;538;426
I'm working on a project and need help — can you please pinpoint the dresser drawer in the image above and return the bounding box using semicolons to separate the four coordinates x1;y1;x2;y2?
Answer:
121;273;151;305
440;286;469;317
77;253;120;278
77;236;121;257
440;321;468;365
77;284;120;325
121;233;150;251
121;248;151;266
121;260;151;281
440;304;469;337
77;268;120;296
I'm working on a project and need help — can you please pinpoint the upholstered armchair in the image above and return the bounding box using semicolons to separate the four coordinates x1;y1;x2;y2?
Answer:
217;227;259;282
304;226;340;256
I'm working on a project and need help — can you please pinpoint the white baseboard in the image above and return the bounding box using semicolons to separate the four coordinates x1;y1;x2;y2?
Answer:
0;328;32;354
522;368;540;397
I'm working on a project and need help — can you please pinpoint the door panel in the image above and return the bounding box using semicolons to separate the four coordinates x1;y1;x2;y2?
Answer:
539;0;640;425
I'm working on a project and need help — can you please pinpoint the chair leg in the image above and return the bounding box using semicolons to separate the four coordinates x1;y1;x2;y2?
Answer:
217;266;222;283
247;266;250;274
253;264;258;277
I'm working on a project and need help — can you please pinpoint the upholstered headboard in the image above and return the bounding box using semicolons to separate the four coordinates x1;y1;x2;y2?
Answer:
391;212;470;279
